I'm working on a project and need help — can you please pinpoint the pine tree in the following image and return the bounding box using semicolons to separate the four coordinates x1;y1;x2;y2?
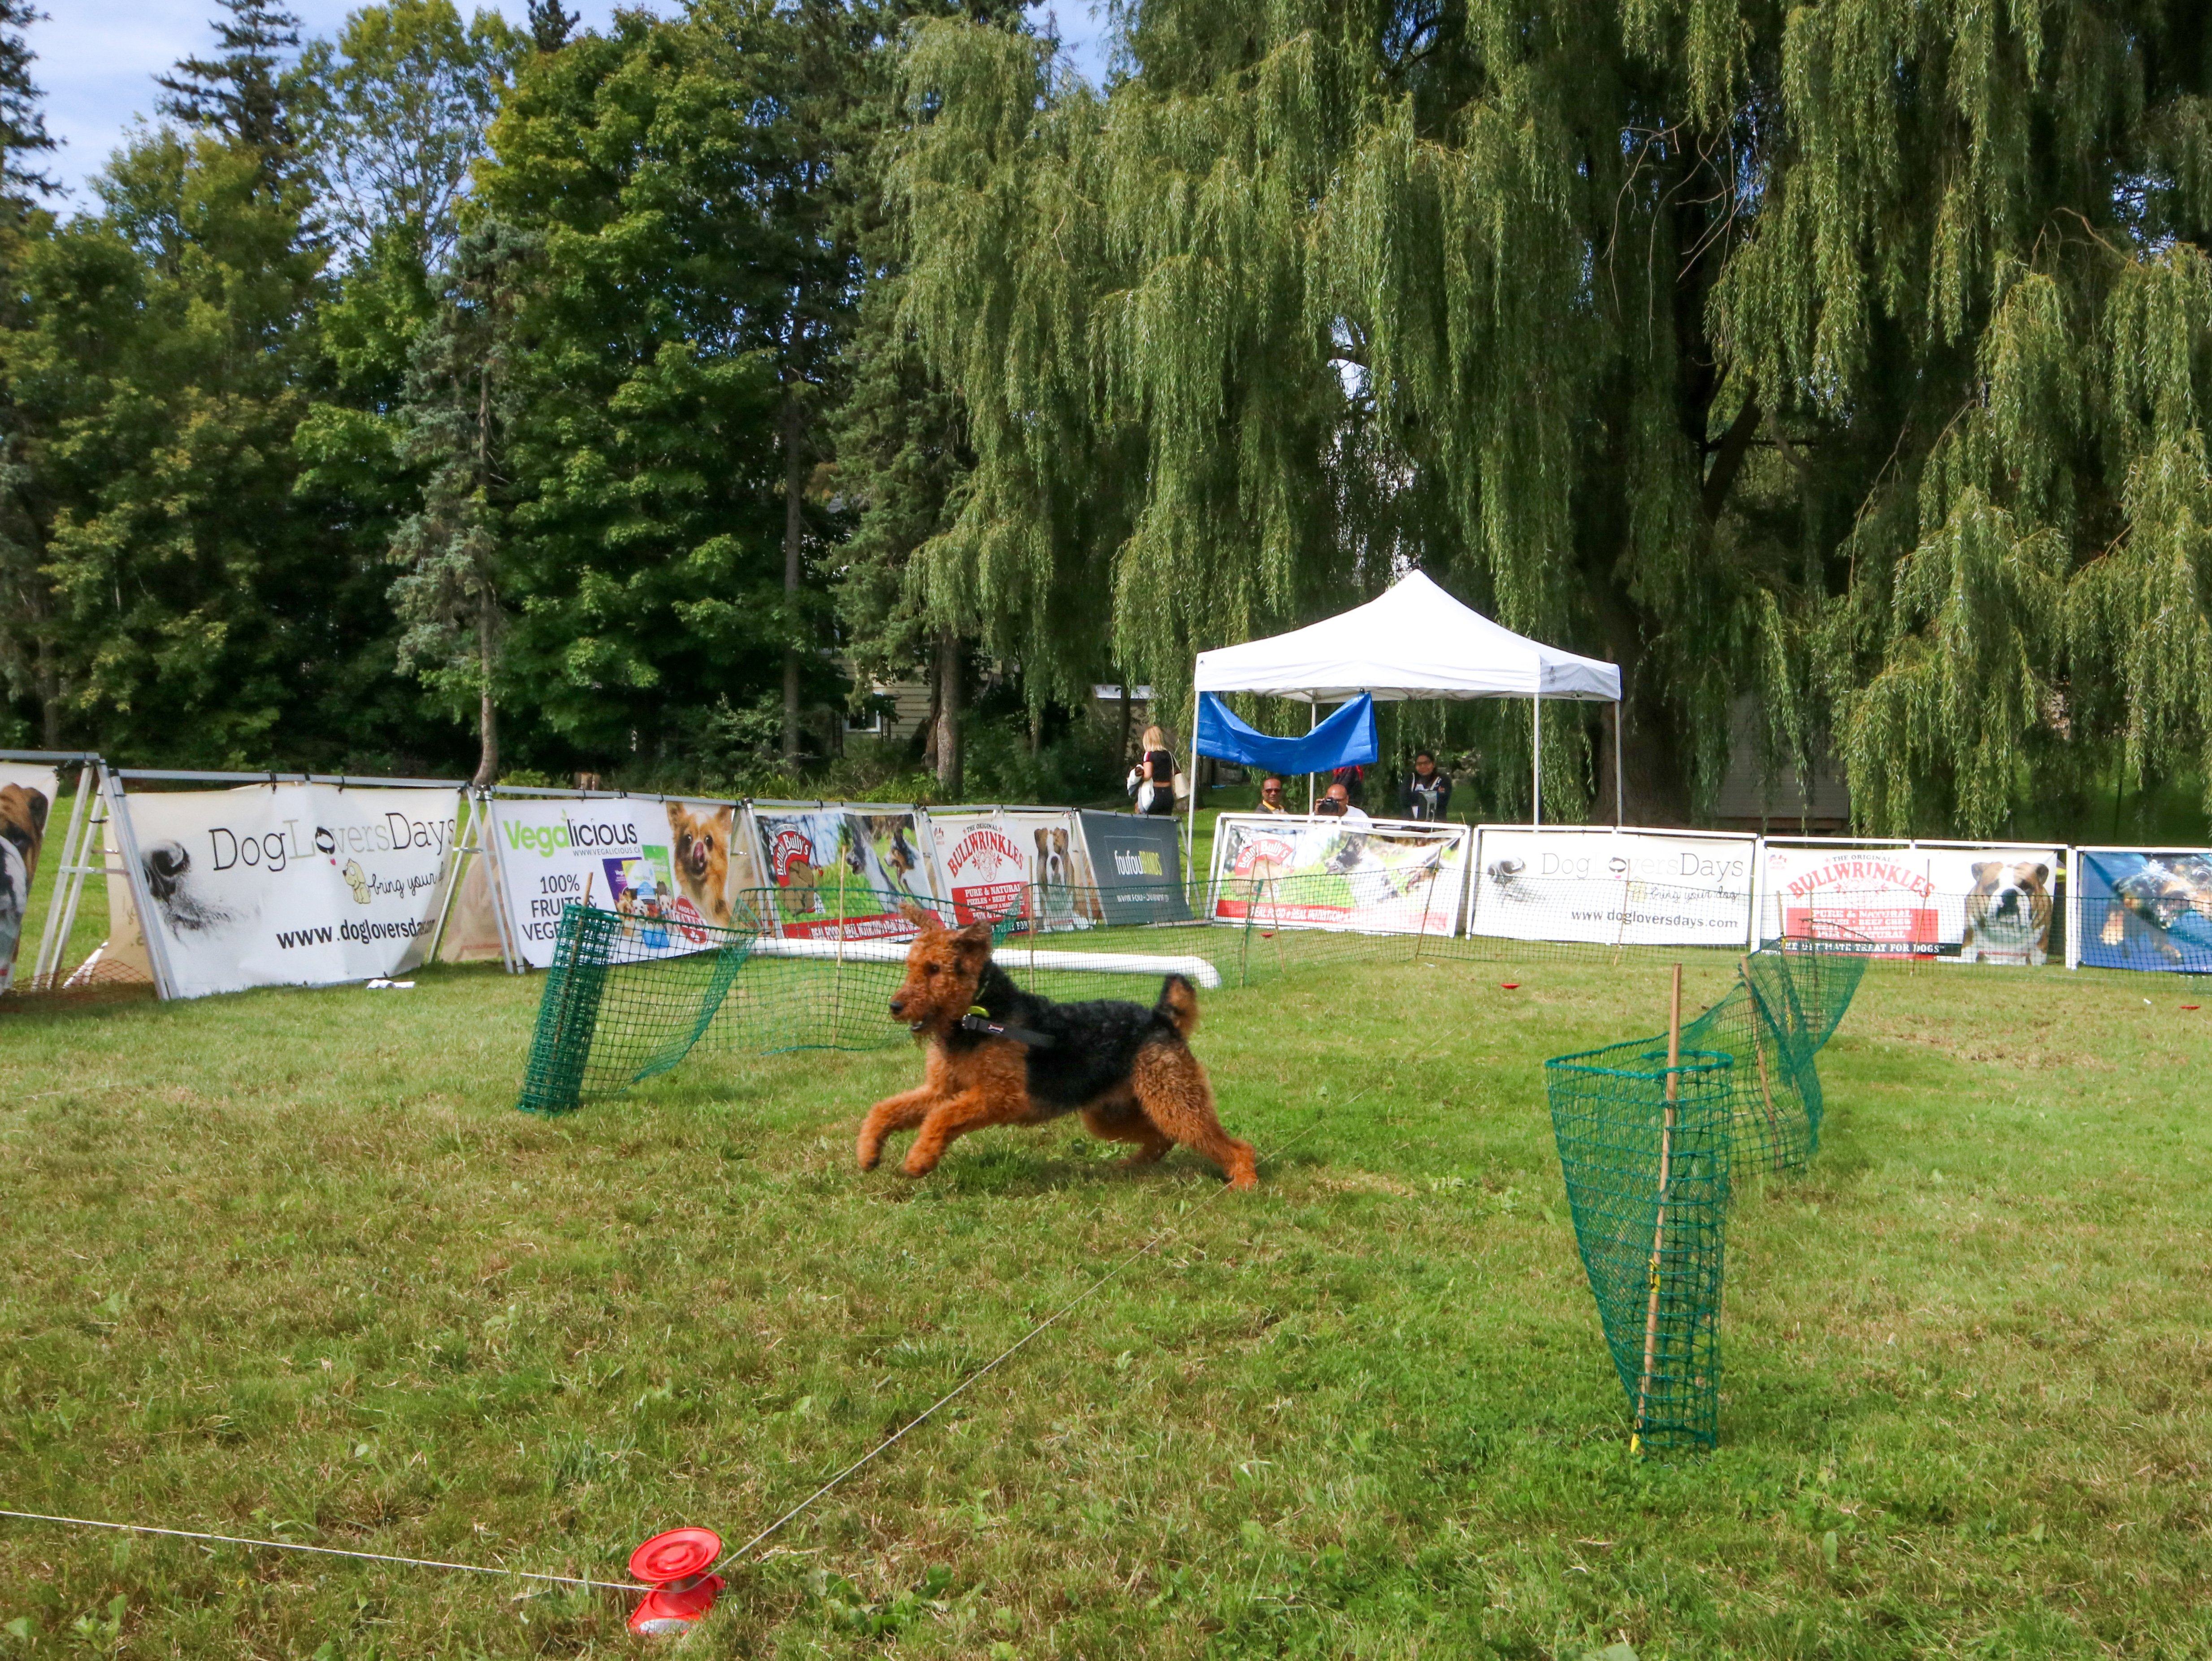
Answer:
0;0;54;747
156;0;306;181
388;218;536;788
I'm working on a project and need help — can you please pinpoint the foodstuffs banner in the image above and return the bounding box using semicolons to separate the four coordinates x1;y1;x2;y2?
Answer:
1468;827;1755;948
114;783;463;998
1077;811;1192;925
751;803;940;939
1758;840;2062;962
486;793;759;968
926;809;1090;928
1212;813;1468;936
2071;847;2212;973
0;761;59;993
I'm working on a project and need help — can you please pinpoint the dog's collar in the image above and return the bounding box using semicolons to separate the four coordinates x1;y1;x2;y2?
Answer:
961;1005;1055;1049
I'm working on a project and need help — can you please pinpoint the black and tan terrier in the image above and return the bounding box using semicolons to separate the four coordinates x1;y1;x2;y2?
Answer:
857;900;1258;1187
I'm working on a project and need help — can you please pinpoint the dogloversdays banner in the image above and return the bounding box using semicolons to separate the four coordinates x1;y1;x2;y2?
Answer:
116;783;462;998
927;809;1091;929
2072;847;2212;974
1758;842;2063;962
487;795;762;968
0;761;60;994
752;804;940;940
1468;828;1755;948
1211;813;1469;936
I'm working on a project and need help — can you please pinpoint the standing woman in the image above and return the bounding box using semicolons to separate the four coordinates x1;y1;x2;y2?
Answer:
1127;724;1182;815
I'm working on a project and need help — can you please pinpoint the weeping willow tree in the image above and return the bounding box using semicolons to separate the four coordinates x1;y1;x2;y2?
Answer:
888;0;2212;832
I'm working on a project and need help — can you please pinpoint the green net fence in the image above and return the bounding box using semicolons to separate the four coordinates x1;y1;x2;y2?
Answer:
1542;940;1865;1452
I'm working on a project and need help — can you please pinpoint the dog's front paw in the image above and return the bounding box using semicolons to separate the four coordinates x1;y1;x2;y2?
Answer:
857;1133;883;1171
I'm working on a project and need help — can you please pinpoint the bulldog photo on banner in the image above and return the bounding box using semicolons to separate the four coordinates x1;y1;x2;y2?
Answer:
0;761;58;994
1210;813;1468;936
752;804;938;939
115;782;463;998
486;793;759;968
1759;841;2061;962
927;809;1088;928
1467;827;1755;948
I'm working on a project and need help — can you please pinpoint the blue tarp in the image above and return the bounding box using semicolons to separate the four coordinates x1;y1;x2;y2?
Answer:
1193;692;1378;774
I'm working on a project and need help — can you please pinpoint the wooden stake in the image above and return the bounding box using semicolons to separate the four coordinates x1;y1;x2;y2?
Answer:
1633;962;1684;1446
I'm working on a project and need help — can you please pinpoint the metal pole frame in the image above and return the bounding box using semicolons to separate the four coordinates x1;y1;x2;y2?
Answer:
99;767;181;1001
1531;685;1543;828
26;758;101;991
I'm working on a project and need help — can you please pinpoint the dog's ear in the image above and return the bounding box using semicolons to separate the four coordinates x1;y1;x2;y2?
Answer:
1972;861;2000;883
899;897;939;931
2026;862;2050;887
952;918;994;961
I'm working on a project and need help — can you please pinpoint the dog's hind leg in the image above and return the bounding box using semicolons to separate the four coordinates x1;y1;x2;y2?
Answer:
858;1087;937;1170
1131;1046;1258;1190
1082;1101;1172;1167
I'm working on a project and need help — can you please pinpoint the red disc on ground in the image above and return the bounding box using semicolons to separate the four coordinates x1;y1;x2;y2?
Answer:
1501;983;1520;990
2185;1005;2201;1012
629;1527;721;1586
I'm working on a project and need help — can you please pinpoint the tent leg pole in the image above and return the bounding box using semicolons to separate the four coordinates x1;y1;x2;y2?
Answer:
1613;698;1625;828
1307;700;1317;812
1532;689;1542;828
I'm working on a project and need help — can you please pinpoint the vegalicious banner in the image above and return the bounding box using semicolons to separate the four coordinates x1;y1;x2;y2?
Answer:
0;762;59;994
1758;841;2062;961
1077;811;1192;924
751;804;939;939
926;809;1089;928
1466;827;1753;947
486;794;759;968
116;783;463;998
2072;848;2212;973
1212;813;1469;936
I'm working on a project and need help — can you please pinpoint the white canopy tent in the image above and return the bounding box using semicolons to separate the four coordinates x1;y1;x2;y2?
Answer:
1192;570;1625;826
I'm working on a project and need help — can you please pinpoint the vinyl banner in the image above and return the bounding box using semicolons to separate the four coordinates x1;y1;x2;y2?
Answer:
927;809;1088;928
2072;847;2212;974
1758;841;2062;961
1211;813;1469;936
752;804;939;940
487;794;759;968
117;783;462;998
1077;811;1192;925
1468;827;1754;948
0;762;59;993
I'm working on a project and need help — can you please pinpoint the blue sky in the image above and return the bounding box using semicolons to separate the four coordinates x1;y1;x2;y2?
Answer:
30;1;1111;203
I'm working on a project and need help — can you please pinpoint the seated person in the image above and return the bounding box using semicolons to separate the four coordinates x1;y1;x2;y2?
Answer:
1400;751;1453;821
1256;775;1290;813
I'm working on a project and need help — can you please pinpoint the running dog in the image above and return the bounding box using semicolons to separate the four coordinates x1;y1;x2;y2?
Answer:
857;900;1257;1187
1959;860;2053;965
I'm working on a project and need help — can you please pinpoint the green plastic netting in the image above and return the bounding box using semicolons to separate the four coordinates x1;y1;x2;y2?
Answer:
1544;941;1865;1452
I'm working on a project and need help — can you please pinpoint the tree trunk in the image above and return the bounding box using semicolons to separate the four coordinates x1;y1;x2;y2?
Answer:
782;396;805;762
933;627;962;797
473;603;499;790
1117;677;1133;764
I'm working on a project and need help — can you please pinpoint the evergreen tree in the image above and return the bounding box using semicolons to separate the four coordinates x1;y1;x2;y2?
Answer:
388;218;537;787
894;2;2212;833
156;0;307;181
0;0;55;746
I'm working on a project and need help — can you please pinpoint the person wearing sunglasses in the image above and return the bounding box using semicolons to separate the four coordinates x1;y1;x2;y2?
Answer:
1256;775;1289;814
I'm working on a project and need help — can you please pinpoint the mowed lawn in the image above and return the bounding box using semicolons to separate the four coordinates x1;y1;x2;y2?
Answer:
1;945;2208;1658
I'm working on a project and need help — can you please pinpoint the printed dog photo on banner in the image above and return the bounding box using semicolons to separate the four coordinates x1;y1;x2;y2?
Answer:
1759;841;2063;962
2075;848;2212;973
1209;813;1467;936
662;800;762;927
752;804;933;939
0;765;57;994
928;810;1085;929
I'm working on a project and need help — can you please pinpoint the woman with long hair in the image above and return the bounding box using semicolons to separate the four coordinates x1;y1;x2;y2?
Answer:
1127;723;1180;815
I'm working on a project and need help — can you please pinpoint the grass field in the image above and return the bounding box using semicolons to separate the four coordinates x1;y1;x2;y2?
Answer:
4;933;2211;1657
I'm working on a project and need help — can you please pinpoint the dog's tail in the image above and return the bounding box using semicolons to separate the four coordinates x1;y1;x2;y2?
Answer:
1154;974;1200;1039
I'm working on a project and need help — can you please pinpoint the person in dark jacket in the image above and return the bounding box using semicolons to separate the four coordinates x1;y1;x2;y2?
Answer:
1400;752;1453;821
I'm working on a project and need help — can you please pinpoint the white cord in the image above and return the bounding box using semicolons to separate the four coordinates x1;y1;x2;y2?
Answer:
0;1509;647;1594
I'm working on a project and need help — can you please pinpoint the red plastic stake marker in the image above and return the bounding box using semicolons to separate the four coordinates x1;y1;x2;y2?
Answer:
627;1528;724;1636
